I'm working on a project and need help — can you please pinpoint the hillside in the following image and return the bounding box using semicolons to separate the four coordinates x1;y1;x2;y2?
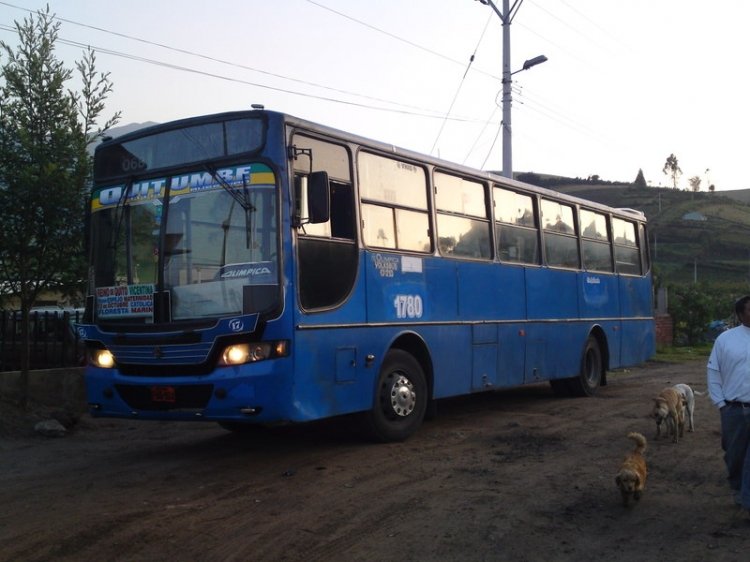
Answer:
107;121;158;138
550;181;750;285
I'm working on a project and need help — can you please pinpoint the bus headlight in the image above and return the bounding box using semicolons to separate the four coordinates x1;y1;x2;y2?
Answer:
219;341;289;366
222;344;252;365
91;349;115;368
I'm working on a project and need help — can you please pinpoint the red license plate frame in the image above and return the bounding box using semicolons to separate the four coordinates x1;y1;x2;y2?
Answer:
150;385;176;403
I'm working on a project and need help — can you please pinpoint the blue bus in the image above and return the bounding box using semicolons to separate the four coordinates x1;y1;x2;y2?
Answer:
79;108;655;441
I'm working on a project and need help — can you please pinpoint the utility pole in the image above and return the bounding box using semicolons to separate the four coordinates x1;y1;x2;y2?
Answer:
500;0;512;178
477;0;546;179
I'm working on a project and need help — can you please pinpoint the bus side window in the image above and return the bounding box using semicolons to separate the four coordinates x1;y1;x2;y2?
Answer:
580;208;613;272
613;217;641;275
494;186;539;264
294;175;354;240
359;152;431;252
292;134;353;240
292;134;358;310
435;171;490;260
329;181;355;239
639;223;650;274
542;199;579;268
545;232;579;268
496;223;539;264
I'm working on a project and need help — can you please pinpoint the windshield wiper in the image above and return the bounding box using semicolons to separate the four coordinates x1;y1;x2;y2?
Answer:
107;178;136;283
109;179;134;248
204;164;255;213
204;164;255;249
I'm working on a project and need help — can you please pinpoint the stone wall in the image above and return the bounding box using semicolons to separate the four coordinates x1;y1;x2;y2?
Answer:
0;367;86;411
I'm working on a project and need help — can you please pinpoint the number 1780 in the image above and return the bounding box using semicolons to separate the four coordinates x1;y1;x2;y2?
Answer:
393;294;423;319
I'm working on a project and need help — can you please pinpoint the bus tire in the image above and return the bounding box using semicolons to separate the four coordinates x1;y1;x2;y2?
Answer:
363;349;427;442
567;336;603;397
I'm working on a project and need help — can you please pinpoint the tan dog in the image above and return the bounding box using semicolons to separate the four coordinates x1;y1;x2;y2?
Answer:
651;387;685;443
615;432;648;506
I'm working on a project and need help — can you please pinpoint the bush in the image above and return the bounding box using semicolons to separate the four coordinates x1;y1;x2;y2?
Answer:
668;282;748;345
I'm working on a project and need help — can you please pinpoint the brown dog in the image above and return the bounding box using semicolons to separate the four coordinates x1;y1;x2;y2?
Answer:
651;387;685;443
615;432;648;506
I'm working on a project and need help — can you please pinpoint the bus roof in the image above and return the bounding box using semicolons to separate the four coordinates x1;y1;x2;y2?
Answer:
98;107;648;223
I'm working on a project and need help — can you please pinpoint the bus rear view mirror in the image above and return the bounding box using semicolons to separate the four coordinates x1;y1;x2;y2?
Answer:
307;171;330;224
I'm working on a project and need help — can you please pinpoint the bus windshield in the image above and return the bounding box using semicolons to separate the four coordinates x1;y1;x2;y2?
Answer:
94;117;265;180
89;162;279;323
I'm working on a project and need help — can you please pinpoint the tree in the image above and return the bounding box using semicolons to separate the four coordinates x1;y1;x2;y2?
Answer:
669;284;712;346
662;153;682;189
634;168;647;189
516;172;542;186
0;7;120;405
688;175;701;192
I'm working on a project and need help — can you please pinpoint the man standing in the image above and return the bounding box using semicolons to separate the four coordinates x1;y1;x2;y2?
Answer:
707;295;750;513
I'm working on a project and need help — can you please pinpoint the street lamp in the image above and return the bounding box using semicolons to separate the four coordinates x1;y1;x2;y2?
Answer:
477;0;547;178
518;55;548;72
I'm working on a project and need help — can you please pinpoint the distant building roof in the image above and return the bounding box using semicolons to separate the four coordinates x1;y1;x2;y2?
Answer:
682;211;707;221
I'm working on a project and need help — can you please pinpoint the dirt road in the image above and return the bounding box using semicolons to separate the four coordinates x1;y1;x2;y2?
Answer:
1;359;748;562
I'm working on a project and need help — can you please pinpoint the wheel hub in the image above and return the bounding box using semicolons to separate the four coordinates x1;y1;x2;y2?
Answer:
388;374;416;417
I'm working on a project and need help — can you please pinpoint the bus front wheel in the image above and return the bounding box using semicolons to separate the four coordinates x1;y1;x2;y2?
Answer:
567;336;603;397
363;349;427;442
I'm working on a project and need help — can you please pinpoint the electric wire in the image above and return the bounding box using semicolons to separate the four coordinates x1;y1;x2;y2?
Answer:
555;0;631;50
0;22;484;124
304;0;501;81
0;0;459;117
0;0;616;167
430;12;493;155
463;97;500;167
481;109;504;170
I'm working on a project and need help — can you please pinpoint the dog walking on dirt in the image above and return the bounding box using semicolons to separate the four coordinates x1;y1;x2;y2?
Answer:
672;383;705;432
651;386;686;443
615;432;648;507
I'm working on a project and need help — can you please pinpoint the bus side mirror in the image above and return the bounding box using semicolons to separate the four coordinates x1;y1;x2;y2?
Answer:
307;171;330;224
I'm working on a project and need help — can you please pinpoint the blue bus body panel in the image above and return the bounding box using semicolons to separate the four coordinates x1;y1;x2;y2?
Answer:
457;261;526;320
579;272;620;319
82;313;302;422
84;258;655;425
617;275;655;367
524;268;580;381
578;271;622;370
85;357;295;422
618;275;653;318
526;268;579;321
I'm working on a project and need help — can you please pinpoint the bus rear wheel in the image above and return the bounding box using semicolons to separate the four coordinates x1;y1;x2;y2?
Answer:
363;349;427;442
567;336;603;397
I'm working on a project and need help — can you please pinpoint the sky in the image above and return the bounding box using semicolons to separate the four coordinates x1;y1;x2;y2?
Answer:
0;0;747;191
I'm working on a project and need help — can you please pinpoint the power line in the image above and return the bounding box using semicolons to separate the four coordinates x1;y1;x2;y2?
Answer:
301;1;614;166
0;1;457;118
0;1;505;129
304;0;501;81
0;1;606;158
431;13;494;155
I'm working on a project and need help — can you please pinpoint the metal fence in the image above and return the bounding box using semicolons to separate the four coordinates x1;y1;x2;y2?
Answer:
0;310;84;372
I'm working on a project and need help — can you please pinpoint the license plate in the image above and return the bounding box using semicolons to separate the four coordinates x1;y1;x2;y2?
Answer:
151;385;176;403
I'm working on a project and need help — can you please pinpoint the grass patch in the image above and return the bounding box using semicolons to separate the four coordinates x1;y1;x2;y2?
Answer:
654;343;712;363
